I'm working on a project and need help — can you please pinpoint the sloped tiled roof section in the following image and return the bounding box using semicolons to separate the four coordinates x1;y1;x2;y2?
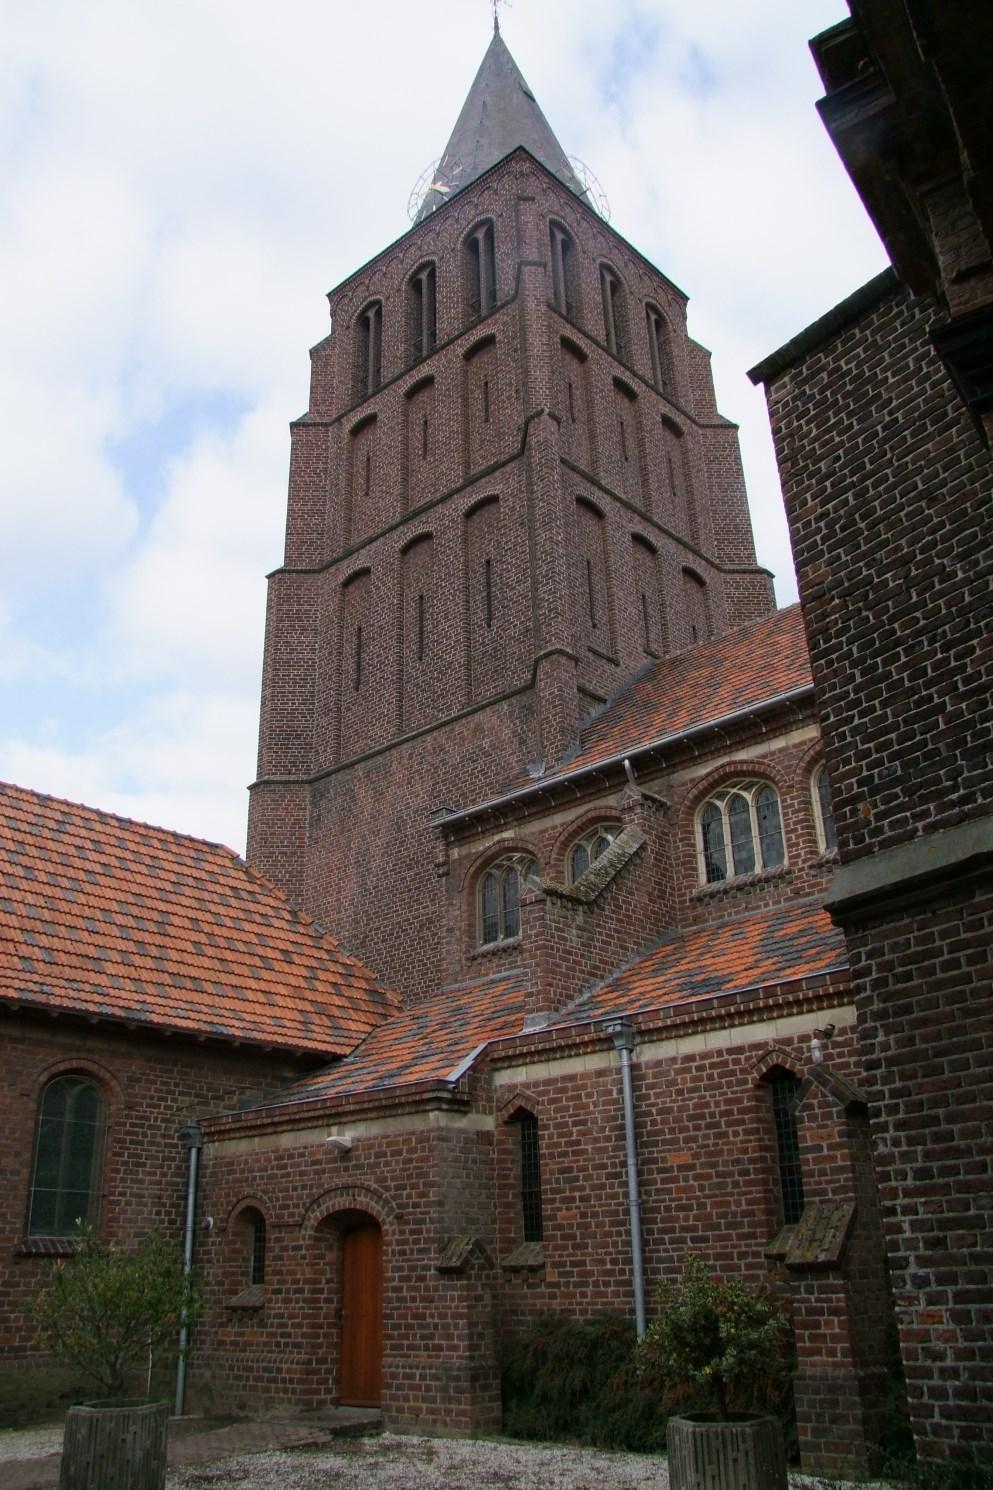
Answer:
555;902;847;1028
280;970;527;1104
0;782;398;1056
509;606;813;795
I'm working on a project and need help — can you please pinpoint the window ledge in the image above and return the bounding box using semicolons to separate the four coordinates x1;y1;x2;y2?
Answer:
227;1284;266;1310
502;1242;545;1272
16;1237;79;1258
810;848;840;869
692;864;791;900
468;936;521;961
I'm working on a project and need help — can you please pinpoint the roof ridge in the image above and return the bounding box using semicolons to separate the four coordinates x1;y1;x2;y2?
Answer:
0;778;241;860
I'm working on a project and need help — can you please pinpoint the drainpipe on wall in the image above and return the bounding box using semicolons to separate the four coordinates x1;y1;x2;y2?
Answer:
607;1021;647;1338
174;1119;203;1417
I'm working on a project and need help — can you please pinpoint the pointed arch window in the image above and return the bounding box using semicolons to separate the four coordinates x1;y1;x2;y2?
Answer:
568;825;618;883
28;1074;105;1236
549;222;577;319
600;264;625;359
516;1111;544;1243
466;221;497;320
698;780;786;884
478;854;537;945
812;763;837;852
765;1067;806;1225
409;262;437;362
646;304;675;395
356;300;383;398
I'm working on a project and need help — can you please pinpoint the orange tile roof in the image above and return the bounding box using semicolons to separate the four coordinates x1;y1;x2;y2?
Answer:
553;901;847;1027
494;606;812;802
0;782;398;1056
282;970;526;1102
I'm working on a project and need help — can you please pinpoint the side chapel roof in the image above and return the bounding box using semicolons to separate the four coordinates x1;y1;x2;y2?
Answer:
416;26;589;221
0;782;398;1057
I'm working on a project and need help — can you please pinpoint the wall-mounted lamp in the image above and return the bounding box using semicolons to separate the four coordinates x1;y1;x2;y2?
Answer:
810;1023;836;1065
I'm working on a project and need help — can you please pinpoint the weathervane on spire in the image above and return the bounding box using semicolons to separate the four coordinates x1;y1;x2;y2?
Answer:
492;0;510;34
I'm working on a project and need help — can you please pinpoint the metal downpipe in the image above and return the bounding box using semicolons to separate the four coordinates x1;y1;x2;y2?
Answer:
174;1119;203;1416
608;1022;647;1338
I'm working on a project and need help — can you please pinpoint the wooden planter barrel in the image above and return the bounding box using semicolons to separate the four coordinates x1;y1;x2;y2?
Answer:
60;1399;169;1490
667;1414;787;1490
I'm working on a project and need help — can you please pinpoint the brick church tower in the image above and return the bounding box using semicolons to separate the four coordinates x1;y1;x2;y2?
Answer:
247;25;775;997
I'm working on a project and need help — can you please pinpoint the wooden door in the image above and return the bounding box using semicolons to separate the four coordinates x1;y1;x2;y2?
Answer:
339;1221;383;1405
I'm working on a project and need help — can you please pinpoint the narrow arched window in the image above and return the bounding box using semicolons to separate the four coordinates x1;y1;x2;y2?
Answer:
568;825;617;883
516;1112;544;1243
28;1075;105;1236
466;221;496;320
478;855;537;945
248;1210;266;1286
600;264;625;358
356;300;383;398
646;304;674;394
766;1068;806;1225
697;781;786;884
549;222;577;319
812;763;837;852
409;262;437;362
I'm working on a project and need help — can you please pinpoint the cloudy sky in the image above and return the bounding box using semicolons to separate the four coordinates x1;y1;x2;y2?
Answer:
1;0;885;854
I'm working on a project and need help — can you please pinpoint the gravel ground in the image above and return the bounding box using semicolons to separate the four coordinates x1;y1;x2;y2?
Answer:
0;1425;901;1490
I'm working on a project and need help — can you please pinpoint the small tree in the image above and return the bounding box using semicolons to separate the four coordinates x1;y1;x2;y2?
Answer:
640;1254;792;1421
32;1225;199;1400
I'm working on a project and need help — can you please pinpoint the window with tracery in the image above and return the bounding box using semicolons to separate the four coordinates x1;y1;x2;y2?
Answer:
28;1074;105;1236
812;763;837;852
568;825;618;883
478;855;537;945
698;780;786;883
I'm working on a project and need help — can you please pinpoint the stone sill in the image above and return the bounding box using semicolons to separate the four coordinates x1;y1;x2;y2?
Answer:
502;1241;545;1272
467;936;522;961
691;864;791;901
226;1284;266;1310
16;1237;79;1258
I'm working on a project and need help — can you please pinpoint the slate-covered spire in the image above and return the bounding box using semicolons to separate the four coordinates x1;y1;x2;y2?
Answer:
416;29;589;221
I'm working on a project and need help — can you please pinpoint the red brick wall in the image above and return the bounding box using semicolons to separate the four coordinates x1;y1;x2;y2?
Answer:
0;1014;307;1372
248;151;774;997
759;280;993;1458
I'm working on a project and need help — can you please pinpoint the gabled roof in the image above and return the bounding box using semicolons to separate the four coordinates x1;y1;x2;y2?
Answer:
0;782;398;1056
416;28;588;221
447;606;814;824
553;901;847;1027
276;969;526;1103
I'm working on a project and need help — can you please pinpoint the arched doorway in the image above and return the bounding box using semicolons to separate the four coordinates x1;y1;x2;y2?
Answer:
338;1217;383;1406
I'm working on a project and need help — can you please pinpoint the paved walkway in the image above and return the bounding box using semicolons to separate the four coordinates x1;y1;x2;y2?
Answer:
1;1408;382;1490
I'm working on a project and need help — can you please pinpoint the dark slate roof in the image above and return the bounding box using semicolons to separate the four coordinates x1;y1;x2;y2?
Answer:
0;781;398;1056
416;28;588;221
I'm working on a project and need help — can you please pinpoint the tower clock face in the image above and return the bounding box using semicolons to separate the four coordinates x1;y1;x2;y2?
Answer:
407;157;465;221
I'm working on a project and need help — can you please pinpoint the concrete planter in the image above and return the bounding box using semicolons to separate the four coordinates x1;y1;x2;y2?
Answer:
667;1413;787;1490
59;1398;169;1490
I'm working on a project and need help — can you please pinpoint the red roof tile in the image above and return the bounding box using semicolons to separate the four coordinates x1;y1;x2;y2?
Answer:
552;901;847;1027
0;782;398;1056
499;606;812;799
283;970;526;1102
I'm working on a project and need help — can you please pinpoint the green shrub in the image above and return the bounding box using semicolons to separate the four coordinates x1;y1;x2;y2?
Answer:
886;1460;993;1490
0;1362;91;1428
500;1312;669;1451
639;1255;793;1421
31;1224;199;1399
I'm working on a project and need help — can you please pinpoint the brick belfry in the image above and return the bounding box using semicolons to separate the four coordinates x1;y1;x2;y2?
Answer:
247;25;775;998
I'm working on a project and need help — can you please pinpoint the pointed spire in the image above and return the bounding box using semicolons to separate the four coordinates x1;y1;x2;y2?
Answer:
416;29;589;221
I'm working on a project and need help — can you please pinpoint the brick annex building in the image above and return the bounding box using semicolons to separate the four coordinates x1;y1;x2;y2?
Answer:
2;17;959;1477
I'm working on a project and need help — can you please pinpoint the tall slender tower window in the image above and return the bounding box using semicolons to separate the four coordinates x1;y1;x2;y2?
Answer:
517;1112;544;1243
766;1068;806;1225
357;300;383;397
466;222;497;319
409;263;437;361
549;222;576;318
600;265;624;358
646;304;674;394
